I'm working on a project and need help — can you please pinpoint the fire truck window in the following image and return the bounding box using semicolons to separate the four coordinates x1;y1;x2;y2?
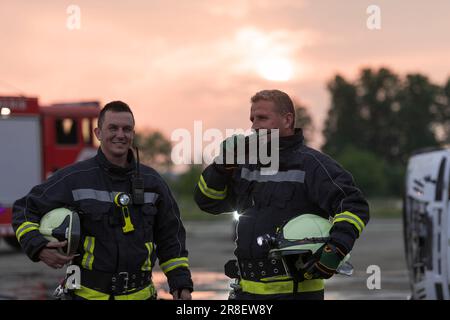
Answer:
56;118;78;145
82;118;92;145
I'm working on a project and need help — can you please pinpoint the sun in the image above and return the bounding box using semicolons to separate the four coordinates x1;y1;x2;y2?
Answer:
257;57;294;82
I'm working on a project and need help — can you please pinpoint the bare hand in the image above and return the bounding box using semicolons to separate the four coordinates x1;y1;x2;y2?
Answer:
172;289;192;300
38;241;74;269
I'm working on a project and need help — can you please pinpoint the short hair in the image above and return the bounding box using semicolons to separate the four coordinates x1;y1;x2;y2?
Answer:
251;90;295;129
98;101;135;128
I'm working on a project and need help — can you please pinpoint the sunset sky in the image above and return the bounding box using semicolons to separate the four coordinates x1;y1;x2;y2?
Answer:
1;0;450;148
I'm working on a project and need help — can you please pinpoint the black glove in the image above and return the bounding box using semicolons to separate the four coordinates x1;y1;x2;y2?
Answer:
302;242;346;280
214;134;249;172
214;131;275;175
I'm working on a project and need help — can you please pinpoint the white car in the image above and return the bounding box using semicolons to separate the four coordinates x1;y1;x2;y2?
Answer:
404;148;450;299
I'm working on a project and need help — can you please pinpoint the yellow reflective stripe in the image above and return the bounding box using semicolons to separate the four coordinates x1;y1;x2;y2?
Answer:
74;285;110;300
115;284;156;300
260;275;292;282
200;175;227;195
16;222;40;241
240;278;324;295
333;211;366;235
82;237;95;270
141;242;153;271
160;257;189;274
74;284;156;300
198;175;227;200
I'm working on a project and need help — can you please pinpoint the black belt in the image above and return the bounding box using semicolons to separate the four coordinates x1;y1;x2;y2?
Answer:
80;269;152;295
225;258;288;281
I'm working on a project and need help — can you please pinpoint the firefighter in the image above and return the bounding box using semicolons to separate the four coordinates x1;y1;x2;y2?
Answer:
12;101;193;300
194;90;369;300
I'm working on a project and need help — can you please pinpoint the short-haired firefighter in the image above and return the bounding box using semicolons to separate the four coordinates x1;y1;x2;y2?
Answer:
194;90;369;300
13;101;193;300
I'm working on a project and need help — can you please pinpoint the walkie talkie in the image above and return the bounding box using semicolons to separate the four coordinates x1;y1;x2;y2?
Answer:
132;147;145;205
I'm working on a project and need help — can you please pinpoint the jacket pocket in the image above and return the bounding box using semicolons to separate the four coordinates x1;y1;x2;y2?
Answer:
141;203;158;226
141;204;158;241
234;179;253;210
79;202;112;238
269;183;295;209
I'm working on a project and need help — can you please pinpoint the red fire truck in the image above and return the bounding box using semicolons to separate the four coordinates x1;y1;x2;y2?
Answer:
0;96;100;248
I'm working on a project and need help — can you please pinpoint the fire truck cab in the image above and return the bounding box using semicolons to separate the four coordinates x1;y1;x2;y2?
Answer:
404;148;450;299
0;96;100;248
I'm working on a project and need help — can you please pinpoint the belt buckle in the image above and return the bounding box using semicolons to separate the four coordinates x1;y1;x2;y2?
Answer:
118;272;129;292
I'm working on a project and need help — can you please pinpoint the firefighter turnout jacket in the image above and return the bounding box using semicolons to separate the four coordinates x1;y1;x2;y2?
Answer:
13;148;193;300
194;129;369;297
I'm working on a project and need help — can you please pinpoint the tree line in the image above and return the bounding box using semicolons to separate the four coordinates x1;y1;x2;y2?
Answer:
322;67;450;196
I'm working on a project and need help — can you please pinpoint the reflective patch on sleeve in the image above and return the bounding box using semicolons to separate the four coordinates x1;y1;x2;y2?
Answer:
160;257;189;274
197;175;227;200
333;211;366;235
16;221;40;241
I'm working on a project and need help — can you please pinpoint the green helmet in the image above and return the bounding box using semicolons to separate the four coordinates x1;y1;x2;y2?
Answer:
39;207;80;256
258;214;351;274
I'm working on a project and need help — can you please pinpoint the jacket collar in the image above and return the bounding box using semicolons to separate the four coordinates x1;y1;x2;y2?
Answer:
95;148;136;177
279;128;304;150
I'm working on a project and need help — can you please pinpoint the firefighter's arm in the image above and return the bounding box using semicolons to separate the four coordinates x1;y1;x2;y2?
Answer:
306;155;370;254
12;171;73;262
193;164;236;214
154;180;193;294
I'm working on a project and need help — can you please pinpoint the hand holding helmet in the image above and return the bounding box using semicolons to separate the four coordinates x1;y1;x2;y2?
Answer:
39;241;74;269
302;241;347;280
263;214;353;281
38;207;81;269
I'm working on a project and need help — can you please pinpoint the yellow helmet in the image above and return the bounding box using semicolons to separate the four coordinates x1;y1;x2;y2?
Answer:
258;214;352;276
39;207;80;256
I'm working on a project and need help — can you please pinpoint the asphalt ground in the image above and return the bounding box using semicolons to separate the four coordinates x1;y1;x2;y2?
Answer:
0;218;410;300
